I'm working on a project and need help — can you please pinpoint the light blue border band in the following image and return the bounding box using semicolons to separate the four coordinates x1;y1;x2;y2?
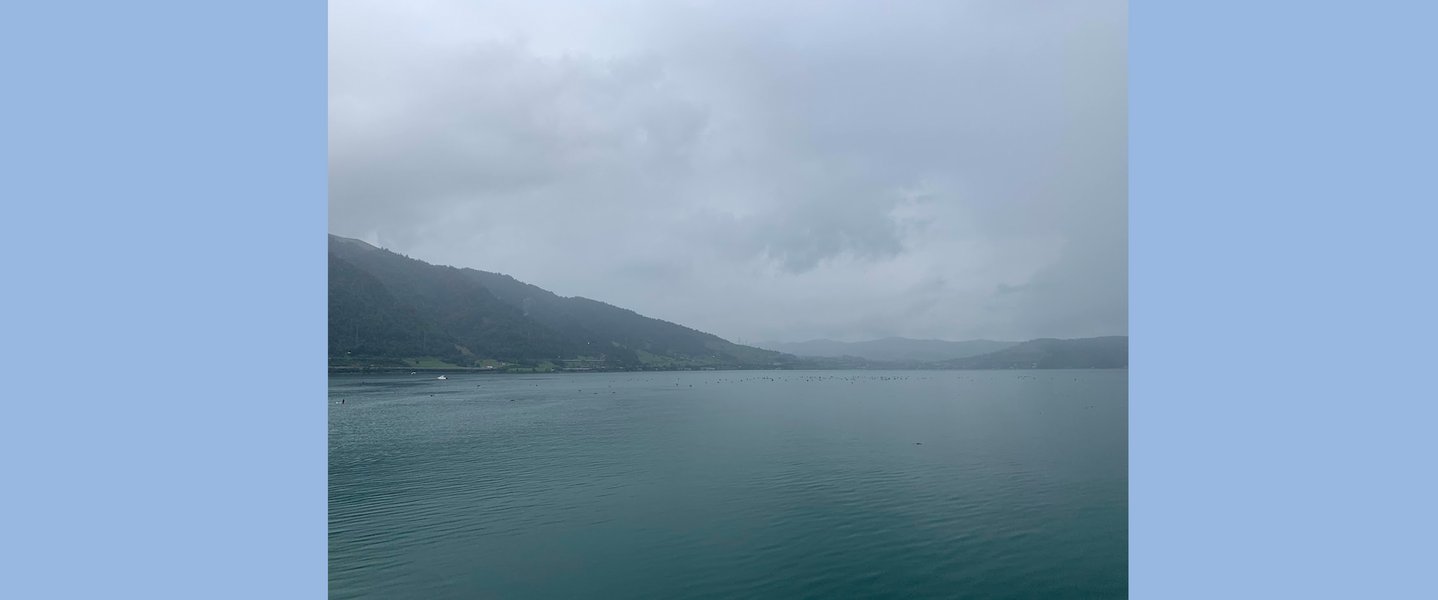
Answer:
1132;1;1437;597
1;2;327;597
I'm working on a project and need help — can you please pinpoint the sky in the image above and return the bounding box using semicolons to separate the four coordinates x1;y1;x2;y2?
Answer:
329;0;1127;344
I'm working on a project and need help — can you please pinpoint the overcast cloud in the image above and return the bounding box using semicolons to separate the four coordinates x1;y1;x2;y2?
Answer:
329;0;1127;344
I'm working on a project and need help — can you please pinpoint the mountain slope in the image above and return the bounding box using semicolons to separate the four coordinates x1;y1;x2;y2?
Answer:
328;235;794;370
760;337;1018;362
329;253;432;359
939;336;1128;369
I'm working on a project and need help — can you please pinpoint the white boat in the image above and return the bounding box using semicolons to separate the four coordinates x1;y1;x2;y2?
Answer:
436;375;448;380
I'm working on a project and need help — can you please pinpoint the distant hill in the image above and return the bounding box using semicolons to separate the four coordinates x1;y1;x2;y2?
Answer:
329;235;796;371
938;336;1128;370
760;338;1018;362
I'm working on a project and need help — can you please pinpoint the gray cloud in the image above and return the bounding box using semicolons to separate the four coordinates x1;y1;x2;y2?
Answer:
329;0;1126;343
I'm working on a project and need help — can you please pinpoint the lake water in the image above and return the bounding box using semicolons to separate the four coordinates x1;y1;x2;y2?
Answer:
330;370;1127;599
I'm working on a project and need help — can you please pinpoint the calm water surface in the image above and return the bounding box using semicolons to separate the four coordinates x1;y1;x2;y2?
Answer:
330;370;1127;599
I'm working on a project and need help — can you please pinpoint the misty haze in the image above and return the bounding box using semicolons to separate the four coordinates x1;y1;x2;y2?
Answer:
330;1;1127;598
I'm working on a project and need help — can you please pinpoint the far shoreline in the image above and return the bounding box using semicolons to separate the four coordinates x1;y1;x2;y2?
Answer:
328;366;1129;375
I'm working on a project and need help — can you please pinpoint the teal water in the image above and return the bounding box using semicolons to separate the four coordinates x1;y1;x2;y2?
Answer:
330;370;1127;599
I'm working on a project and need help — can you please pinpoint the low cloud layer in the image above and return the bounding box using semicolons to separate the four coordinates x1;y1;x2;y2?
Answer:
330;0;1127;343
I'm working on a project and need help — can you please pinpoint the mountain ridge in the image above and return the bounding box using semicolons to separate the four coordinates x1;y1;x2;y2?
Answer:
759;337;1020;363
328;234;1126;372
939;336;1128;369
328;234;795;371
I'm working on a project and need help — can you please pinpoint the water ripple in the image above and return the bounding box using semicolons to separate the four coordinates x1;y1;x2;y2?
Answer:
331;370;1127;599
